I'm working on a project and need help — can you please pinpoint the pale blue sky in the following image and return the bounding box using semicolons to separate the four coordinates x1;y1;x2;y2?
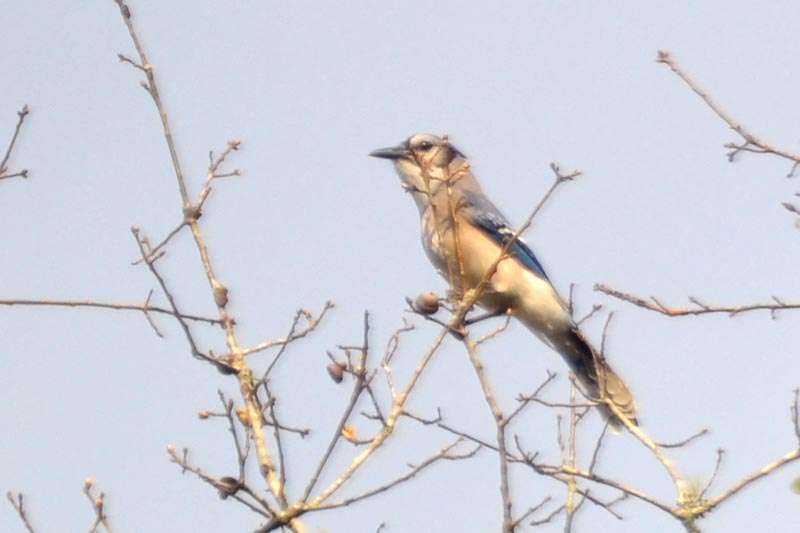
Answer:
2;1;799;532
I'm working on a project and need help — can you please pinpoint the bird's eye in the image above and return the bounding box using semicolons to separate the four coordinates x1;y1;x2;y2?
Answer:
417;141;433;151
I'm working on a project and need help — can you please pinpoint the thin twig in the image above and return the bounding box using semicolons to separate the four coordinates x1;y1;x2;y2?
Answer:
656;50;800;176
6;492;36;533
114;2;289;514
302;312;372;501
314;440;480;510
0;297;222;326
596;283;800;318
262;382;287;495
131;221;187;265
243;301;334;358
512;495;552;528
0;105;30;180
700;449;725;499
506;371;558;426
217;391;249;480
82;479;112;533
166;445;274;517
460;337;514;532
657;428;710;449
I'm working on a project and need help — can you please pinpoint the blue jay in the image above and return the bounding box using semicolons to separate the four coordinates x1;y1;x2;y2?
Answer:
370;133;636;425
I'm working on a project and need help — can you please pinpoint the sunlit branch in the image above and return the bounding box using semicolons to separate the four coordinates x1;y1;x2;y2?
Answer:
595;283;800;319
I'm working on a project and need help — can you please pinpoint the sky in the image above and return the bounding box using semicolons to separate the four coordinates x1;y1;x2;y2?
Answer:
2;1;799;532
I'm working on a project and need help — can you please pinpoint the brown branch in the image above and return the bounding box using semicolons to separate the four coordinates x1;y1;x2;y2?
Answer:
511;495;552;528
603;397;687;500
701;390;800;515
657;428;710;449
576;304;603;327
0;297;222;326
522;456;674;517
131;221;187;265
166;445;274;517
460;337;515;532
255;328;450;531
564;384;580;531
217;391;249;480
308;330;448;506
314;439;480;511
506;371;558;426
302;312;372;501
197;140;242;211
381;318;415;396
0;105;30;181
6;491;36;533
595;283;800;318
113;3;293;518
529;504;566;527
403;408;502;452
243;301;335;359
262;383;287;494
83;479;112;533
131;228;222;369
699;449;725;499
114;2;188;205
657;50;800;177
703;448;800;515
588;422;610;474
474;312;513;345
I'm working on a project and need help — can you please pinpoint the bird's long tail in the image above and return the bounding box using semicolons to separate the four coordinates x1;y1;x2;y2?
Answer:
550;326;637;428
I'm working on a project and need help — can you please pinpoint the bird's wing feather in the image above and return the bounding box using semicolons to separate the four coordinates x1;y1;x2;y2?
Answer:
460;190;550;281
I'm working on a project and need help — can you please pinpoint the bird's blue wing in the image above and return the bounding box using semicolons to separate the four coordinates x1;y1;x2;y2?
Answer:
461;190;550;281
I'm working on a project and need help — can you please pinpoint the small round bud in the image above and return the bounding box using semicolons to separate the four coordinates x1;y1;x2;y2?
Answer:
84;478;94;490
415;292;440;315
326;362;345;383
341;425;359;444
198;410;210;419
213;284;229;308
217;477;241;499
183;205;202;222
166;444;177;455
236;406;251;427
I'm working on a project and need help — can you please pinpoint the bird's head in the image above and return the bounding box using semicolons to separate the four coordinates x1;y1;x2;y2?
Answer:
369;133;467;197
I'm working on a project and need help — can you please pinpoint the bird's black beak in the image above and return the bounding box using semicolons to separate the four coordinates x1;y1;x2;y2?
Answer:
369;143;410;160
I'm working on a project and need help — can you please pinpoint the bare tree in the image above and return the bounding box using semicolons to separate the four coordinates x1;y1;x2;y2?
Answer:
3;5;798;533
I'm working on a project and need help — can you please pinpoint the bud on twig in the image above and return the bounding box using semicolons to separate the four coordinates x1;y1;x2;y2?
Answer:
415;291;440;315
213;283;229;308
217;476;241;499
326;362;346;383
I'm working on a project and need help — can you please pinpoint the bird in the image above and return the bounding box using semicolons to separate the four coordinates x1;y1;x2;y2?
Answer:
369;133;637;426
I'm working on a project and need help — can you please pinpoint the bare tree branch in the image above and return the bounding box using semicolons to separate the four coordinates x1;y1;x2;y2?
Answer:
657;50;800;177
0;105;30;181
0;297;222;326
83;479;112;533
6;491;36;533
595;283;800;319
314;439;480;511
